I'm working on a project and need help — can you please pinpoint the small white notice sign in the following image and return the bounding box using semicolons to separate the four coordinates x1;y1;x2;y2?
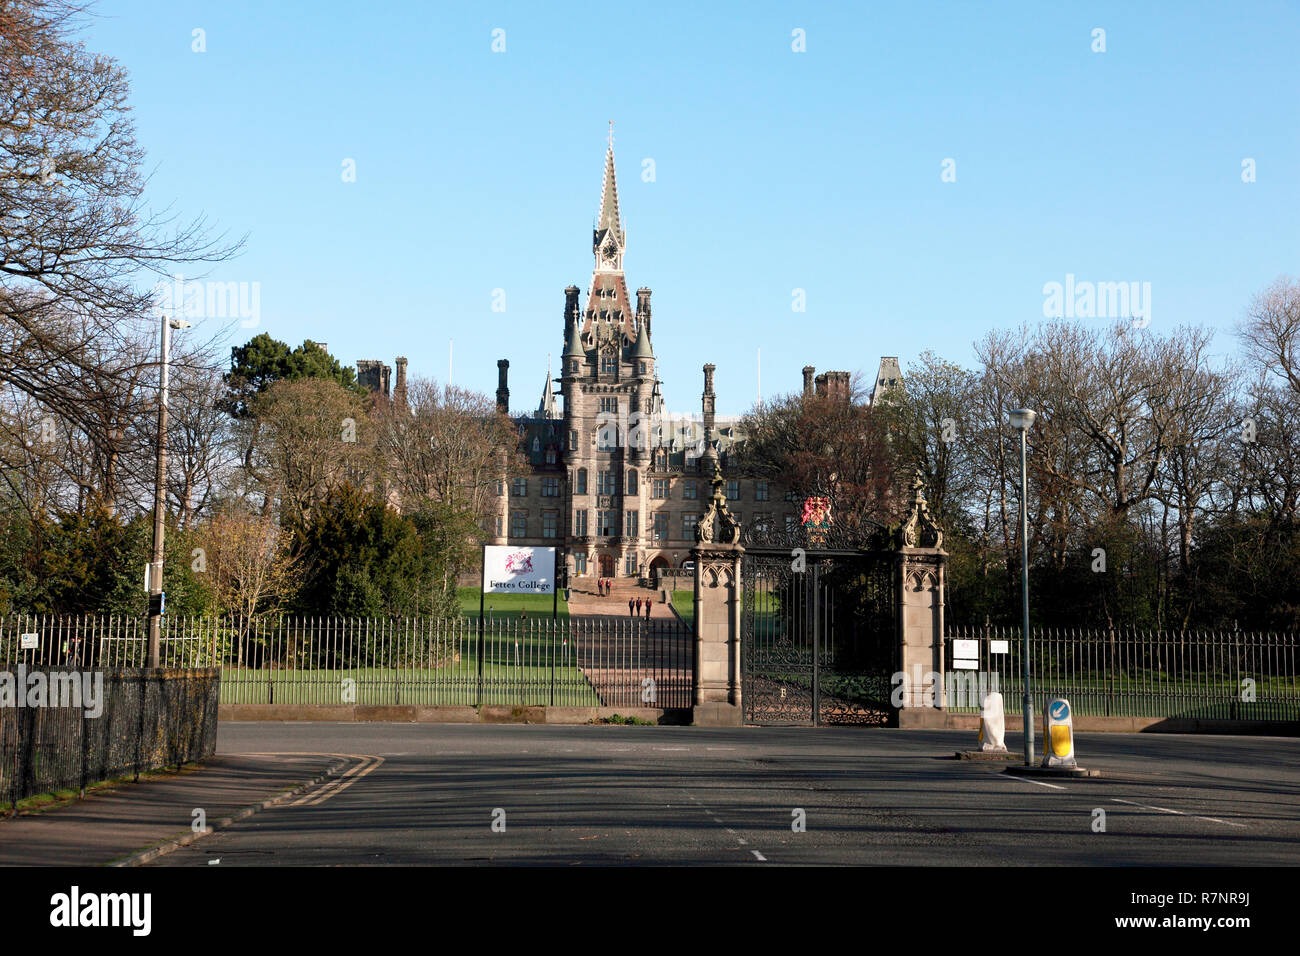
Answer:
952;639;979;660
19;633;38;650
953;659;979;670
990;640;1010;654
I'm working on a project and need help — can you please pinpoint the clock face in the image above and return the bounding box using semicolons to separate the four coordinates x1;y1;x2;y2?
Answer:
603;243;618;261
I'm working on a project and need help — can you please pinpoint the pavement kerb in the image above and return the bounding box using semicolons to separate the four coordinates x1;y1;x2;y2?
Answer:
109;754;351;868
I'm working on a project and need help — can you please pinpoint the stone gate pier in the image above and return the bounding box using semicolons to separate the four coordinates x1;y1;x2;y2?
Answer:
691;462;743;726
895;473;949;721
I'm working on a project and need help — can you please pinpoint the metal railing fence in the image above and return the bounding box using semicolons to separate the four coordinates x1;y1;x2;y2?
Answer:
944;624;1299;719
0;614;693;710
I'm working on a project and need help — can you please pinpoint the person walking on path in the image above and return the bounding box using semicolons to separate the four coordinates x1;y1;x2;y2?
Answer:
644;599;652;621
635;596;643;617
628;597;635;618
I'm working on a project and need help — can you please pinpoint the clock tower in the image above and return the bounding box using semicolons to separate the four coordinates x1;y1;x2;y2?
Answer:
559;126;659;581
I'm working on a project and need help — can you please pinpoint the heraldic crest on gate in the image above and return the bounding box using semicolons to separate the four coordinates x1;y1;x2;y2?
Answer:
738;471;945;725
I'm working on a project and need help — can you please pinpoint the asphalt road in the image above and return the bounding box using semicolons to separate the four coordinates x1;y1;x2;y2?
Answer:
143;724;1300;866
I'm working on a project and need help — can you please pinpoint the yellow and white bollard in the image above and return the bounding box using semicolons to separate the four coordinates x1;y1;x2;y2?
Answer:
1042;698;1077;769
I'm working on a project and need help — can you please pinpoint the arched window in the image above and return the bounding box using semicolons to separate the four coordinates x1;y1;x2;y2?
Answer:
627;470;638;495
576;468;588;495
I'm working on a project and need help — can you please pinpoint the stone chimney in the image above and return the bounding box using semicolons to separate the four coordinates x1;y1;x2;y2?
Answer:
394;356;408;406
636;287;652;336
496;359;510;414
700;363;717;471
814;370;851;403
802;365;815;397
357;359;390;397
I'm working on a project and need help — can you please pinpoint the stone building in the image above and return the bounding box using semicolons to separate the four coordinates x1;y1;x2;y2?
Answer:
356;356;408;406
476;136;903;584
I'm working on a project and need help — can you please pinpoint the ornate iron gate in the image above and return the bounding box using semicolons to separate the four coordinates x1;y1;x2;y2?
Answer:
741;546;897;725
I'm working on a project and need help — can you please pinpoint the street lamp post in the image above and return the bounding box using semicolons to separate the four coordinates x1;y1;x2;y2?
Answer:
147;314;191;668
1008;408;1037;766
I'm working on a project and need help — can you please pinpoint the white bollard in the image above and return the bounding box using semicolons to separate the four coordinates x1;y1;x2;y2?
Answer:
979;692;1008;752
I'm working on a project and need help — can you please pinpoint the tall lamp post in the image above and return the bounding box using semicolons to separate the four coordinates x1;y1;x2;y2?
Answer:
1008;408;1037;766
147;315;191;668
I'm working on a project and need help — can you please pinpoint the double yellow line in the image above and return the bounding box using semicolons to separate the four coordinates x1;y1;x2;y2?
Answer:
290;753;384;807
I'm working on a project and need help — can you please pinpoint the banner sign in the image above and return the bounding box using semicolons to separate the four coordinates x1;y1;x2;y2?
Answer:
482;546;556;595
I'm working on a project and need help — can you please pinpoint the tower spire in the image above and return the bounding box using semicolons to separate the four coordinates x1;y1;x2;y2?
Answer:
595;130;623;254
584;126;634;341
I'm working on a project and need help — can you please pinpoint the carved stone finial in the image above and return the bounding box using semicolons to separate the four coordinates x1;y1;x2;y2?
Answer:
896;468;943;550
695;459;741;544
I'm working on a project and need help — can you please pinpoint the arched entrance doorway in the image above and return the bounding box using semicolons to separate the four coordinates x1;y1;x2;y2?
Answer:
648;554;670;586
598;552;616;578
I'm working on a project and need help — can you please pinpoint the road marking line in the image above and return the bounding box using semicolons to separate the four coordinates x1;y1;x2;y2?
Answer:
292;755;384;806
1111;798;1247;828
304;756;383;806
996;772;1066;790
1112;797;1182;815
681;787;766;862
1193;815;1247;828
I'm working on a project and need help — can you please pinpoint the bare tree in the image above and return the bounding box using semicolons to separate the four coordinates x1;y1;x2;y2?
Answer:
1239;276;1300;396
166;361;238;528
200;503;299;653
2;0;240;526
373;377;525;522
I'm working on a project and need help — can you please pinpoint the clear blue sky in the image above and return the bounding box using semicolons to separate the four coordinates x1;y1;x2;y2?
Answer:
91;0;1300;415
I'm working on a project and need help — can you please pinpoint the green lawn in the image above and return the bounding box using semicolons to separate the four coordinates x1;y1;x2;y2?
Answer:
671;590;694;623
220;658;600;707
458;587;569;619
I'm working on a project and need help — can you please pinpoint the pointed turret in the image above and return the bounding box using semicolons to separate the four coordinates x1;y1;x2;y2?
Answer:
632;317;653;360
538;360;559;419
